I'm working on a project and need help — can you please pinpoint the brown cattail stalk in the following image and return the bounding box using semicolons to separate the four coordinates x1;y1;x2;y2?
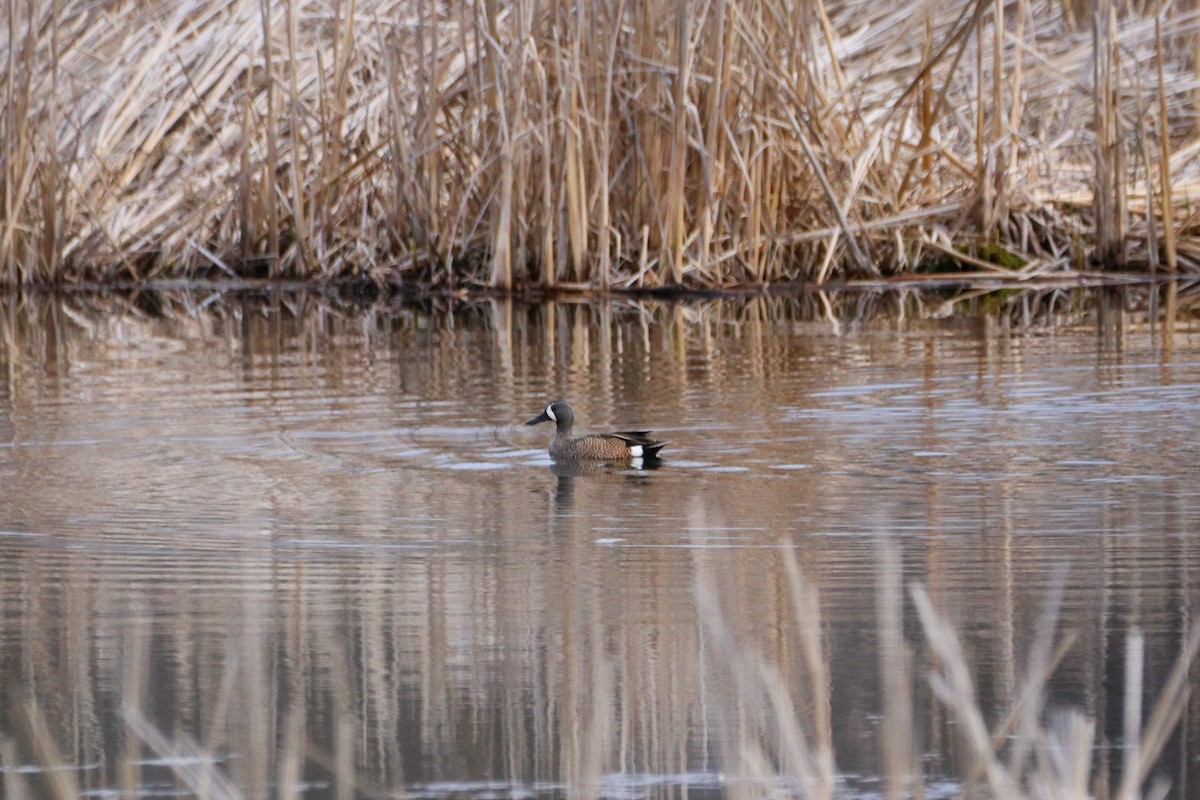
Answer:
1156;16;1177;272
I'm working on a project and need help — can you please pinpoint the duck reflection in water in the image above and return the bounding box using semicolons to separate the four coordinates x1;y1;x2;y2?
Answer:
549;455;663;511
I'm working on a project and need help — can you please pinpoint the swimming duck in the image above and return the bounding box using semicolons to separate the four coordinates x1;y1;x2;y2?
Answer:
525;401;667;461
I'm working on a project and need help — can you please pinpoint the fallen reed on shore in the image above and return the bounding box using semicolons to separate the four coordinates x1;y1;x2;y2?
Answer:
4;0;1200;290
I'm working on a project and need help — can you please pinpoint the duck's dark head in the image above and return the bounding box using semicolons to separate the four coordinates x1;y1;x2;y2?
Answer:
525;400;574;431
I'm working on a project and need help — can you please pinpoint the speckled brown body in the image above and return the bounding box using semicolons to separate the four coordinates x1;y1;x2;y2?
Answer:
526;401;667;462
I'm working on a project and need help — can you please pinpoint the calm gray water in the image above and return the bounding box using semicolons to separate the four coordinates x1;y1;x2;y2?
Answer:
1;289;1199;799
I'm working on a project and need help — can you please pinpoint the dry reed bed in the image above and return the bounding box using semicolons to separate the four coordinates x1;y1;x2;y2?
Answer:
4;0;1200;289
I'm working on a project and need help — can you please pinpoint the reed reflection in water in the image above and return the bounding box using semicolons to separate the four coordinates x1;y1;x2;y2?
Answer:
0;288;1199;799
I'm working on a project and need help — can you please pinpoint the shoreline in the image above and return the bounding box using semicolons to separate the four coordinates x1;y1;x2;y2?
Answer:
1;270;1190;304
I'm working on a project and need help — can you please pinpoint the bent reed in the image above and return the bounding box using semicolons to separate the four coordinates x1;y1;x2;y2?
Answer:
4;0;1200;290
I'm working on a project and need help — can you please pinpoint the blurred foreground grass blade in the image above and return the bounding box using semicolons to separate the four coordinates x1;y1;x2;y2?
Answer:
8;695;79;800
911;585;1023;799
121;705;244;800
1116;622;1200;800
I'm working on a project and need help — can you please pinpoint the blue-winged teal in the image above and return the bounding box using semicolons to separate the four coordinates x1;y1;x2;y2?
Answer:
526;401;667;461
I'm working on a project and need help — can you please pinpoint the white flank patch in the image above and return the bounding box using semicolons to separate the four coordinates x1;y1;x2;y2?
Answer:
546;403;557;421
628;445;643;457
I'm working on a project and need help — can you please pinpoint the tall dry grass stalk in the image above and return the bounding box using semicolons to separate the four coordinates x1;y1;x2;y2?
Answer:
5;0;1200;289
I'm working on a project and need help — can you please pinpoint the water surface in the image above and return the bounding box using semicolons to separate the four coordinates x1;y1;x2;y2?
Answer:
1;289;1199;798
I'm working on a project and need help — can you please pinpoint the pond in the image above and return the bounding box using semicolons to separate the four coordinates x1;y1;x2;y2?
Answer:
1;286;1199;799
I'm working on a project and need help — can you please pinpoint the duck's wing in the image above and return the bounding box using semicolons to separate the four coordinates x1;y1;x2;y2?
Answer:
610;431;668;456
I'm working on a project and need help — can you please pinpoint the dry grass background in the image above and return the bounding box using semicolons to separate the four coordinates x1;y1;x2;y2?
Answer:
4;0;1200;289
